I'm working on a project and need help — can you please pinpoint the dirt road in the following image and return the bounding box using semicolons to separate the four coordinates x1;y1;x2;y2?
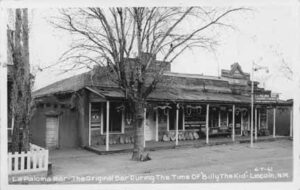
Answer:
9;139;292;184
47;139;292;183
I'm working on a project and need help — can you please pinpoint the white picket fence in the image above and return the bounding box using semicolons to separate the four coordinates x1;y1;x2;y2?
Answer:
8;143;49;175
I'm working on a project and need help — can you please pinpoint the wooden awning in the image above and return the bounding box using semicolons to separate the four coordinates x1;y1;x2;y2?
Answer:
86;86;292;107
86;86;248;104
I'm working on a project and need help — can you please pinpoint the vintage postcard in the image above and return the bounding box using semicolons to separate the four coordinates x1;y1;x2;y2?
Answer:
0;0;299;189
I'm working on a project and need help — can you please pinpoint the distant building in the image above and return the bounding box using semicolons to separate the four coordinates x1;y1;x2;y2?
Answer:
30;54;293;150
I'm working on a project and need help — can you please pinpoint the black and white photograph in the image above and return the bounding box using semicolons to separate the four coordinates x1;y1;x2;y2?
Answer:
0;0;299;189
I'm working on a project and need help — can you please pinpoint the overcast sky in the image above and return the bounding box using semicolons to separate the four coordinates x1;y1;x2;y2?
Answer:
27;3;298;100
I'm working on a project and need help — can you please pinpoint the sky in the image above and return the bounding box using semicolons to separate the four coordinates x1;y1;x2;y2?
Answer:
27;3;299;100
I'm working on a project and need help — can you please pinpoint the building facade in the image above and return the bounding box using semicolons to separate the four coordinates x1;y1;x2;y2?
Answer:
30;57;293;150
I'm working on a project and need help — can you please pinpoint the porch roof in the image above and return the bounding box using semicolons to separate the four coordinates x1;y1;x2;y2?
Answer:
86;86;252;104
87;86;292;106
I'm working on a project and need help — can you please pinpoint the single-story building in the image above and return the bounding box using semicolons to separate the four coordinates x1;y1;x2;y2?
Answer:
30;55;293;150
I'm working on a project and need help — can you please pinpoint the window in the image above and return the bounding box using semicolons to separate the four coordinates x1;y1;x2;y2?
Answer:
90;103;102;129
169;105;183;130
220;110;228;127
90;102;123;133
158;109;167;123
102;102;123;133
209;108;219;128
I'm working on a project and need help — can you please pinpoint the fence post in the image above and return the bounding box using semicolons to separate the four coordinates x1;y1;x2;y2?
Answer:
8;153;12;173
14;153;18;172
45;150;49;170
20;152;25;172
39;150;43;169
27;151;31;170
32;151;37;170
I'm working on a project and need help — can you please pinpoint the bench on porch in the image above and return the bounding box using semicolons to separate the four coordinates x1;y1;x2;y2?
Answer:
185;121;243;138
184;121;205;130
196;126;231;138
208;127;231;137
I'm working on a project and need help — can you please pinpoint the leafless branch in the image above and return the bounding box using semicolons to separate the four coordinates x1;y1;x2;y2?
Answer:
52;7;248;99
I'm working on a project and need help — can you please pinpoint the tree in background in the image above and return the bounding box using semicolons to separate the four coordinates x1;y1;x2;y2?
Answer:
53;7;247;161
9;8;34;153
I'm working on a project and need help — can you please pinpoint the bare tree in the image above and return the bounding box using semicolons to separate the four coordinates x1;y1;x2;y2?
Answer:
9;8;34;153
277;54;293;81
270;46;293;81
53;7;246;161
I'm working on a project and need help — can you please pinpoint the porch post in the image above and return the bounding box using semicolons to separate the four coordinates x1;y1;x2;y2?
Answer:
258;109;261;130
218;109;221;127
144;108;146;147
290;107;293;137
121;109;125;133
156;109;159;141
273;107;276;138
255;107;257;140
101;103;104;134
232;105;235;141
266;108;268;130
183;108;185;131
226;112;229;126
106;101;110;151
248;110;250;131
88;103;91;146
167;109;170;131
240;110;243;135
206;104;210;144
175;104;179;146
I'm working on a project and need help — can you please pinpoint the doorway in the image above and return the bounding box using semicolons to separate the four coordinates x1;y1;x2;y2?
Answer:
45;116;59;149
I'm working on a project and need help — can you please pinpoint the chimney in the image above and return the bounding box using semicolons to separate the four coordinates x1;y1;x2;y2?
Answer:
141;52;156;63
140;52;170;72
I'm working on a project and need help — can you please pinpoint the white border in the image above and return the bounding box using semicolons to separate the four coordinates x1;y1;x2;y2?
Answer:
0;0;299;190
0;0;297;8
0;7;9;189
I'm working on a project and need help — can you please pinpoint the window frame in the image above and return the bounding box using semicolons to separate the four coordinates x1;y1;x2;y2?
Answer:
89;101;125;136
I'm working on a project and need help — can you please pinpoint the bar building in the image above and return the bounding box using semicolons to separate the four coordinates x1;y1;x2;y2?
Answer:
30;55;293;150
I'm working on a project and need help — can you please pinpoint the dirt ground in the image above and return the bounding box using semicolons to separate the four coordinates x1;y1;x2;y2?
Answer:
10;139;293;184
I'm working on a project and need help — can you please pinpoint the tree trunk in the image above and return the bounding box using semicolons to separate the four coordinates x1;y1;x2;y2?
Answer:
21;8;30;152
131;99;146;161
10;8;31;153
11;9;23;153
131;9;151;161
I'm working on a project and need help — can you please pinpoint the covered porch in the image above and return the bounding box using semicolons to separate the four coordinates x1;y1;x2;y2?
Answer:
85;86;290;152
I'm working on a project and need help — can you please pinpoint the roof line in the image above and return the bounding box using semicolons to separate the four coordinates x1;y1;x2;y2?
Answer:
85;86;106;98
163;72;225;81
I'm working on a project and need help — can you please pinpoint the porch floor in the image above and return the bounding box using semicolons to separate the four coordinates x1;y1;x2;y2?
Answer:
85;135;291;155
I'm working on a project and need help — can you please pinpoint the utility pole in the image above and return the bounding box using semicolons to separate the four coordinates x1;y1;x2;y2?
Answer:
250;61;268;148
250;62;254;148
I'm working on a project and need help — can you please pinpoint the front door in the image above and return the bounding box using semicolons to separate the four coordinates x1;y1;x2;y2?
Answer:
46;116;59;149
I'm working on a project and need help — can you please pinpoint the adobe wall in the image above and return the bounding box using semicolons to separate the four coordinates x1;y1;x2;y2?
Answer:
77;89;90;147
30;103;79;149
